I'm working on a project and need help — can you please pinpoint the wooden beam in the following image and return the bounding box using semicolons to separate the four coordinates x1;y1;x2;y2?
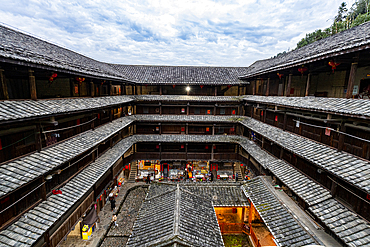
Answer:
90;81;94;97
29;69;37;100
305;73;311;96
252;81;256;95
346;62;358;99
0;69;9;100
286;74;292;97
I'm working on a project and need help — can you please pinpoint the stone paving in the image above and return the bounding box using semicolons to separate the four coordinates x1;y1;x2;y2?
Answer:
100;186;148;246
59;181;145;247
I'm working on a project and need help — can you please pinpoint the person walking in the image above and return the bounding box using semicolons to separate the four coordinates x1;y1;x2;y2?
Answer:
112;215;118;227
111;197;116;212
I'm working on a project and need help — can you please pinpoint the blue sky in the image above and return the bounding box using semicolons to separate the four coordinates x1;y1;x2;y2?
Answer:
0;0;354;66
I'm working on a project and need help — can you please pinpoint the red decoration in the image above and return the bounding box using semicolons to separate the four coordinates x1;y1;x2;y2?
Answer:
325;127;331;136
290;88;295;94
261;111;263;116
240;163;244;167
156;145;160;149
213;145;216;149
227;85;232;88
0;138;2;151
328;60;340;72
76;119;80;125
52;73;58;78
200;85;204;89
52;190;62;195
181;127;185;132
217;175;220;179
230;127;235;132
207;109;211;115
181;145;184;149
205;145;209;149
206;127;210;132
76;77;85;85
277;73;284;80
172;85;176;88
232;110;236;115
367;194;370;200
97;113;100;119
298;66;308;76
275;116;278;122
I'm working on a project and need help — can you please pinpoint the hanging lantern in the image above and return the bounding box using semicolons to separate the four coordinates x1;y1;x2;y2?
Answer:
200;85;204;89
172;85;176;88
277;73;284;80
298;66;308;76
205;145;209;149
213;145;216;149
76;77;85;85
275;116;278;122
156;145;160;149
328;60;340;72
181;127;185;132
227;85;232;89
206;127;210;132
52;73;58;78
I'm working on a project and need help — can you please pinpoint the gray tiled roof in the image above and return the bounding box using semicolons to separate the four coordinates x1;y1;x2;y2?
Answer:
135;95;243;102
240;21;370;78
110;64;248;85
127;184;224;247
242;177;317;247
310;199;370;246
151;182;249;207
240;139;331;206
240;117;370;194
243;95;370;118
0;25;127;81
0;96;134;122
0;117;134;197
0;136;135;246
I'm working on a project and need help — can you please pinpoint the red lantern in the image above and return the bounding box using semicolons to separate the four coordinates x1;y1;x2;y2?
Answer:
206;127;210;132
76;77;85;85
232;110;236;115
205;145;209;149
277;73;284;80
213;145;216;149
52;73;58;78
298;66;308;76
200;85;204;89
181;127;185;132
76;119;80;125
328;60;340;72
227;85;232;89
261;111;263;116
172;85;176;88
156;145;160;149
217;175;220;179
275;116;278;122
181;145;184;149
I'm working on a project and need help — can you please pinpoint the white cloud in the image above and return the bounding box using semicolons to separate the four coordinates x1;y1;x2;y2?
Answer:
0;0;351;66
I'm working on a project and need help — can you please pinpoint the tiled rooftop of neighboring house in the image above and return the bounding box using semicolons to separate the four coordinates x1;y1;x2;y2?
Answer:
240;21;370;78
242;177;318;247
243;95;370;118
126;184;224;247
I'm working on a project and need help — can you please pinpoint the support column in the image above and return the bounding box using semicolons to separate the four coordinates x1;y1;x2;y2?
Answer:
214;86;217;96
286;74;292;97
160;85;163;95
338;123;346;151
346;62;358;99
0;69;9;100
265;78;270;96
252;80;256;95
109;82;113;96
90;80;95;97
305;73;311;97
283;112;287;131
29;69;37;100
35;123;42;152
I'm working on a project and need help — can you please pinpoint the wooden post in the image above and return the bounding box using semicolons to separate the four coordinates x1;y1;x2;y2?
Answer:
252;81;256;95
330;178;337;196
305;73;311;96
0;69;9;100
35;123;42;152
338;123;346;151
109;82;112;96
283;112;287;131
346;62;358;99
261;137;265;149
186;123;188;135
29;69;37;100
90;81;95;97
238;85;240;96
212;124;215;135
214;105;216;116
211;144;215;160
280;147;284;159
122;84;126;95
266;78;270;96
160;85;162;95
41;176;47;201
286;74;292;97
214;86;217;96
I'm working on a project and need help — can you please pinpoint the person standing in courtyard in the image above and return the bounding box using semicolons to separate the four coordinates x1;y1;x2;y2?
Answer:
111;197;116;212
112;214;118;227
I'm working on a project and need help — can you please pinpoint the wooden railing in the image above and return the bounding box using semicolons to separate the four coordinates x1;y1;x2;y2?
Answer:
249;224;261;247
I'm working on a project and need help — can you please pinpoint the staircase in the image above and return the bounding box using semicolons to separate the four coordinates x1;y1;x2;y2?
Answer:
235;164;242;181
128;164;138;183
